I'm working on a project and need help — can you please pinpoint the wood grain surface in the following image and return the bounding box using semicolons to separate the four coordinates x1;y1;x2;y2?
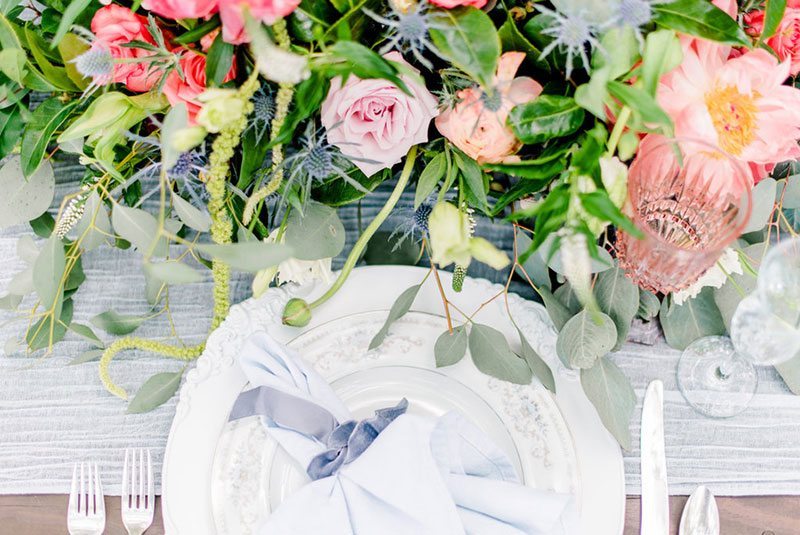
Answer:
0;495;797;534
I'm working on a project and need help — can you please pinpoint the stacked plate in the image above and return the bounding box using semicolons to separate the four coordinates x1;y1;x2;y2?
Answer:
162;266;625;534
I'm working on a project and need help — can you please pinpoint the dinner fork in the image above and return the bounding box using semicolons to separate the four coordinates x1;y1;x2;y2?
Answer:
67;462;106;535
122;448;155;535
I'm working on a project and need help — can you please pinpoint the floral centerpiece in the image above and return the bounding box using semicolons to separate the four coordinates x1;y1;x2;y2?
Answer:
1;0;799;447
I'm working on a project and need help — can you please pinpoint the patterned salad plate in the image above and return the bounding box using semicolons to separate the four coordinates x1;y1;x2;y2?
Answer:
162;265;625;534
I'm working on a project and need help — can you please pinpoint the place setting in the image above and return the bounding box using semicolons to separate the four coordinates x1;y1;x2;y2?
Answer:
2;0;800;534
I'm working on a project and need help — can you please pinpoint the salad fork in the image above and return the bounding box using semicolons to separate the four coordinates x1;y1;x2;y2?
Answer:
122;448;155;535
67;462;105;535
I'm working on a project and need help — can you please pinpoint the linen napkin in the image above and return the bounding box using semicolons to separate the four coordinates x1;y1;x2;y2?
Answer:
231;332;578;535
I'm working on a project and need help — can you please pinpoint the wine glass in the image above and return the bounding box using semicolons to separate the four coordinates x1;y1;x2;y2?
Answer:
678;238;800;418
617;136;753;294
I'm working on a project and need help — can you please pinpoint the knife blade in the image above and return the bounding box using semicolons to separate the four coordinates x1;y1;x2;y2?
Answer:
679;486;719;535
641;380;669;535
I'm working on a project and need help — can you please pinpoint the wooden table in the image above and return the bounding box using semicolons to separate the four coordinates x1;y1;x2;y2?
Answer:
1;495;796;534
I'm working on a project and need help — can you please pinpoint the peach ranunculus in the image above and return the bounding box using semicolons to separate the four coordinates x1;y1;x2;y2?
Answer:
745;7;800;75
656;38;800;188
163;49;237;124
218;0;301;44
435;52;542;164
90;5;160;92
140;0;218;20
428;0;487;8
320;51;438;177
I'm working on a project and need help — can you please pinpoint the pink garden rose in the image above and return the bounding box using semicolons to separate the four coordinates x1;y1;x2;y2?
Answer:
90;5;160;92
218;0;301;44
140;0;218;20
320;51;438;177
435;52;542;164
746;7;800;75
428;0;488;8
163;49;237;123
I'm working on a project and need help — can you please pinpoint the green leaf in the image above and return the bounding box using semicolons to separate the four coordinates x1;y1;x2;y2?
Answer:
364;231;421;266
517;328;555;393
51;0;92;48
324;41;410;94
0;48;26;84
483;158;565;181
161;104;188;171
128;370;184;413
508;96;585;145
515;233;551;290
761;0;787;42
415;153;446;209
607;81;672;132
556;310;617;369
651;0;750;47
205;32;234;86
743;177;777;234
30;212;55;238
638;289;661;320
497;13;548;71
554;282;582;315
68;322;103;348
32;234;65;310
68;348;104;366
0;156;55;229
594;27;640;79
24;27;78;91
434;325;468;367
284;201;346;261
90;310;147;336
429;7;500;88
0;105;25;160
539;286;573;331
660;287;726;350
469;323;532;384
27;297;73;351
454;150;488;209
594;264;640;349
641;30;683;96
369;284;422;350
173;16;221;45
57;33;89;90
580;190;643;238
21;97;77;177
144;261;204;285
171;192;211;233
74;191;110;251
581;358;636;450
575;67;611;118
111;204;161;254
197;241;294;272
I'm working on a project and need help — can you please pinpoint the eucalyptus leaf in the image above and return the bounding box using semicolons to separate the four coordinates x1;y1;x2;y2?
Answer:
111;204;161;253
161;104;188;170
172;192;211;233
90;310;147;336
284;201;345;261
515;233;550;290
0;156;55;229
68;322;104;348
68;349;104;366
714;270;756;331
369;284;422;350
469;324;532;384
638;289;661;321
743;178;777;234
128;370;184;413
581;358;636;450
145;261;204;285
415;153;446;209
782;175;800;209
517;328;555;393
74;191;111;251
429;7;500;88
198;242;294;272
16;234;39;265
0;292;22;310
554;283;581;315
434;325;468;367
595;265;640;349
32;234;65;309
660;288;726;350
539;286;572;331
556;310;617;369
509;96;585;145
9;267;34;296
20;97;77;177
27;297;72;351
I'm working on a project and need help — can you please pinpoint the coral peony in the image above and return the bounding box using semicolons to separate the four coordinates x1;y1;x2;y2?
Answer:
218;0;301;44
163;50;237;124
140;0;218;20
435;52;542;164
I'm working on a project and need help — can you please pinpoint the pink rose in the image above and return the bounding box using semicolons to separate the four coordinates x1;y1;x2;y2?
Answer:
435;52;542;164
218;0;301;44
90;5;160;92
163;49;237;124
746;7;800;75
429;0;487;8
140;0;218;20
321;51;438;177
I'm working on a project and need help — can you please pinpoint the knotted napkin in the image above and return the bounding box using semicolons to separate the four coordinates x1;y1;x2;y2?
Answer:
230;332;578;535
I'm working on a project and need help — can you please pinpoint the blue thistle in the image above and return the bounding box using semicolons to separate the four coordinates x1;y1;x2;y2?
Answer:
73;45;114;87
537;5;603;78
364;3;444;69
249;86;276;143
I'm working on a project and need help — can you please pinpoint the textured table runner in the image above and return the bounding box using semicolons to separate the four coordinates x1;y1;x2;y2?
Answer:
2;155;800;497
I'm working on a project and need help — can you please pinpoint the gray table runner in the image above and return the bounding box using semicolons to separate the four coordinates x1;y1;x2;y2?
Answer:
2;155;799;497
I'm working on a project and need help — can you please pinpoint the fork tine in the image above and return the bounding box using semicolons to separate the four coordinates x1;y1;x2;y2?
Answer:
122;448;129;511
138;448;144;508
87;463;95;514
130;447;137;509
94;463;105;516
79;462;86;515
146;449;154;511
68;463;78;514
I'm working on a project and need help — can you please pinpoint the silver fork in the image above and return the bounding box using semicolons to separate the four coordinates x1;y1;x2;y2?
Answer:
67;462;106;535
121;448;155;535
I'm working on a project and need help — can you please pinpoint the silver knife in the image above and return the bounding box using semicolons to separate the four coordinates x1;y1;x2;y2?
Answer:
679;486;719;535
641;380;669;535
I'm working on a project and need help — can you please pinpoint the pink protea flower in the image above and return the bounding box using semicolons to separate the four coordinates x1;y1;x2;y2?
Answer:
656;40;800;187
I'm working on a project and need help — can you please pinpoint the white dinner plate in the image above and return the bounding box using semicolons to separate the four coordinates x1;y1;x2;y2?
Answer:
162;265;625;534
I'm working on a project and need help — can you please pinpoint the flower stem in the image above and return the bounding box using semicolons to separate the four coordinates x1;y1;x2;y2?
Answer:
606;106;631;157
308;145;418;310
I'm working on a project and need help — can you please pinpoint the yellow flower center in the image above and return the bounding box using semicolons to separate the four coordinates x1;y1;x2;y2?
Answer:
705;85;758;156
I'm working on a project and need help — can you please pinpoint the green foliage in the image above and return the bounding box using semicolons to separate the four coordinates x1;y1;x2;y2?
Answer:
556;310;617;369
508;96;585;145
284;201;346;261
429;7;500;88
517;327;555;393
369;284;422;350
91;310;147;336
0;156;55;229
469;323;532;384
651;0;751;47
581;358;636;450
128;369;184;413
434;325;468;367
21;97;77;177
205;32;235;87
197;242;294;272
415;153;446;209
660;288;727;350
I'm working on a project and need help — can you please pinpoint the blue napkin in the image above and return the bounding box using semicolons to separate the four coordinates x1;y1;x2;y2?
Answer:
232;332;578;534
